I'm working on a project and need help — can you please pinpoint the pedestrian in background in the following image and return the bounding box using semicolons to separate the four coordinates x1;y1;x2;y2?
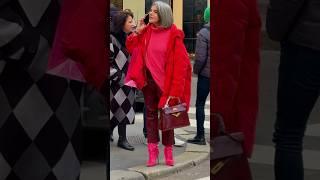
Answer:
267;0;320;179
125;1;192;167
187;7;210;145
109;9;136;151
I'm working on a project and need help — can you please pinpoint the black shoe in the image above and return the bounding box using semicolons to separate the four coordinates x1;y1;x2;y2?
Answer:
187;135;206;145
117;139;135;151
117;124;134;151
109;122;116;142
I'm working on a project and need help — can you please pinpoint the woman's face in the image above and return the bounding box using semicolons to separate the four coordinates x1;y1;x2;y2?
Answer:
149;5;160;26
123;15;135;34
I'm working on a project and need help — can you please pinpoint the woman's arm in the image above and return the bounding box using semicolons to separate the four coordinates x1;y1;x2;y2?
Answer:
126;18;147;54
126;33;141;54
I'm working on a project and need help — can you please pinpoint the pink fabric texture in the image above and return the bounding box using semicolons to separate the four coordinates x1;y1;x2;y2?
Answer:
145;25;171;92
47;0;86;82
124;80;137;88
47;0;107;89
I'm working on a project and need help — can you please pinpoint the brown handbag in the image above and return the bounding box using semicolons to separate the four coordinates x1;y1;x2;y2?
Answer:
159;97;190;131
210;113;252;180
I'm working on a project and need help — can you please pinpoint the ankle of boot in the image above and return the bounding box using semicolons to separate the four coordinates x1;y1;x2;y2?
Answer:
148;143;159;149
164;146;174;166
164;145;173;151
165;160;174;166
164;146;173;158
149;142;158;146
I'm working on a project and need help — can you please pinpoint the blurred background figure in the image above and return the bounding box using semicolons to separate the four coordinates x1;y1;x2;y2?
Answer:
267;0;320;179
187;7;210;145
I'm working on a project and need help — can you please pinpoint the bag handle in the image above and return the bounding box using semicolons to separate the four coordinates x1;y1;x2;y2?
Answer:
164;96;181;108
213;113;226;135
213;113;243;143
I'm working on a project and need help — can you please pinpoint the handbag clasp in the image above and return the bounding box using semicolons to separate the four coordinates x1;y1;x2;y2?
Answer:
172;112;181;117
211;161;225;175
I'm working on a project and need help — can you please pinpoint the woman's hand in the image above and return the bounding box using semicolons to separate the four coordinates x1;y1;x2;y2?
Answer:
135;17;147;34
166;96;181;107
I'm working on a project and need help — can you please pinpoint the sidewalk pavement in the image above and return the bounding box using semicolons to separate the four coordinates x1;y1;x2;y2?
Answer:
110;115;210;180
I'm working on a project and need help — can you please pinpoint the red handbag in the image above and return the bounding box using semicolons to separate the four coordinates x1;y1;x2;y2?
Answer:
159;97;190;131
210;113;252;180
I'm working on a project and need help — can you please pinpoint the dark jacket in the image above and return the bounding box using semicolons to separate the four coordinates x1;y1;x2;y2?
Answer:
267;0;320;50
193;24;210;78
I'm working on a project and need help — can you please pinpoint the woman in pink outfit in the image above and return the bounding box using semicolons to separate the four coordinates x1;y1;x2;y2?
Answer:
125;1;192;167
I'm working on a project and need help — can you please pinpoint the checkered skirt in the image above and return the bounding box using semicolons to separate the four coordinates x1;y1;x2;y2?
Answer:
109;34;135;125
0;1;81;179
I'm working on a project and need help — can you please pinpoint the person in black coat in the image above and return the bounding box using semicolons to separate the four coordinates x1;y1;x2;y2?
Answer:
187;7;210;145
267;1;320;179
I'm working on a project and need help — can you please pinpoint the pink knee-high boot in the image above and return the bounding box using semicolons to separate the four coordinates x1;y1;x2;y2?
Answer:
146;143;159;167
164;145;174;166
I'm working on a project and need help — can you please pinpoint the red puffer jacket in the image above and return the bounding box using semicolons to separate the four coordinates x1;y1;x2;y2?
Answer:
212;0;261;157
125;24;192;110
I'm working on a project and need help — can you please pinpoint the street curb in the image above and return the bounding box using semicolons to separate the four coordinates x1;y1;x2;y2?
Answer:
110;170;145;180
127;143;209;180
110;143;209;180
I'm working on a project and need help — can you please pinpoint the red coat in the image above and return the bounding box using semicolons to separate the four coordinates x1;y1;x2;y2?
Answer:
48;0;107;89
125;24;192;109
212;0;261;157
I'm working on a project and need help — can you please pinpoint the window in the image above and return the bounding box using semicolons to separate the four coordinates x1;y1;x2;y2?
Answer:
111;0;123;9
183;0;207;53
